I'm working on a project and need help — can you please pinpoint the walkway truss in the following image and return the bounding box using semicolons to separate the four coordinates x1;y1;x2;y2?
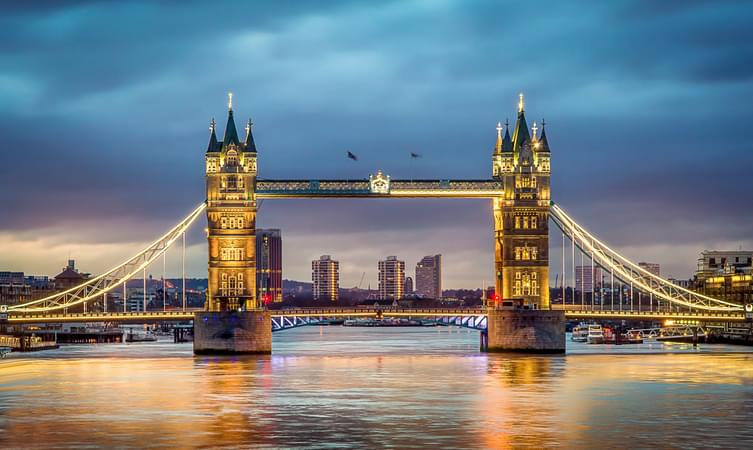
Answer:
7;204;206;313
4;199;745;318
550;202;743;313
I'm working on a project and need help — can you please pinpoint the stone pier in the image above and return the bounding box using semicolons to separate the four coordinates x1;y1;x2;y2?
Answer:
193;310;271;355
485;308;565;353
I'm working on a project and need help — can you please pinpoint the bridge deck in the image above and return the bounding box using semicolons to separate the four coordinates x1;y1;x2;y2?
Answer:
6;307;746;324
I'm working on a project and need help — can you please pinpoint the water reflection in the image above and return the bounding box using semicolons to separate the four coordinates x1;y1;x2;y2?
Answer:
1;327;752;449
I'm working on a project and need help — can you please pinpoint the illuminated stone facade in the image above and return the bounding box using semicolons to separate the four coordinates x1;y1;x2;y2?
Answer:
205;96;259;311
492;95;551;309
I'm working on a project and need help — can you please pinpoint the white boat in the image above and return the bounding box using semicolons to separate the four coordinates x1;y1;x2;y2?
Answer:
125;330;157;343
587;325;605;344
0;346;11;358
571;324;589;342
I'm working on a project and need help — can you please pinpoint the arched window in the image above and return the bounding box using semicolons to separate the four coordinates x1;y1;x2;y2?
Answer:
226;149;238;166
228;275;237;295
220;273;228;296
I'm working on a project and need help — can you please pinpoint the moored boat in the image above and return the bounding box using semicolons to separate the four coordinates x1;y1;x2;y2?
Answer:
571;324;589;342
587;325;605;344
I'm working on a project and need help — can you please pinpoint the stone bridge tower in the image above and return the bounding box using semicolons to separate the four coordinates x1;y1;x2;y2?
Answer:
204;94;259;312
195;94;271;354
492;94;551;310
485;94;562;353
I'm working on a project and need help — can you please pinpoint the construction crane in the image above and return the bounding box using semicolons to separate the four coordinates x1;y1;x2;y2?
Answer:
357;272;366;289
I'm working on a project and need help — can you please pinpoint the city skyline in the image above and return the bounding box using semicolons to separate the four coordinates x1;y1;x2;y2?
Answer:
1;1;752;289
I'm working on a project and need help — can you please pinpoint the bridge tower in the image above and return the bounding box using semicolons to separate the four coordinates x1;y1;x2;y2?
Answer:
492;94;550;309
194;94;271;354
486;94;563;353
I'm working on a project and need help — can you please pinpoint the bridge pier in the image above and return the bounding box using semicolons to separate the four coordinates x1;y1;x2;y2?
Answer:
193;311;271;355
485;308;565;353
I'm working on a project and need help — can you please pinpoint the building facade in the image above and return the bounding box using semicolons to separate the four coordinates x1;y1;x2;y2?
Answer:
575;266;603;293
378;256;405;300
693;250;752;306
404;276;414;296
256;229;282;303
205;95;259;311
0;272;29;305
492;95;550;308
638;262;660;277
312;255;339;302
696;251;752;277
415;254;442;299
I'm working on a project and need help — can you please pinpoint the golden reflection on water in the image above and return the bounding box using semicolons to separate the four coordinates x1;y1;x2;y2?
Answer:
1;327;753;449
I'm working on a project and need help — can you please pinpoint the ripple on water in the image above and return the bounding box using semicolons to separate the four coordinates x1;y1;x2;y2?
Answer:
1;326;752;449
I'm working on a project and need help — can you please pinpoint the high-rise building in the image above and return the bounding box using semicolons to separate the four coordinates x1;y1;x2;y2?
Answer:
312;255;339;302
415;254;442;299
378;256;405;300
638;262;660;277
256;229;282;303
404;277;414;296
575;266;603;293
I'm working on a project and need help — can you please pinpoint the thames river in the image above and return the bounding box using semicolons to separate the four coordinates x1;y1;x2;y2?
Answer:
1;326;753;449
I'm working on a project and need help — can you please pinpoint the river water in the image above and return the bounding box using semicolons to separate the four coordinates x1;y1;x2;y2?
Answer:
1;326;753;449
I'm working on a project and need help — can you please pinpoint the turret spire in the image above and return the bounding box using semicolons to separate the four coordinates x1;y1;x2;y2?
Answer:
511;94;531;153
244;118;257;152
502;119;512;152
223;94;240;146
207;118;219;152
539;119;550;152
495;121;503;153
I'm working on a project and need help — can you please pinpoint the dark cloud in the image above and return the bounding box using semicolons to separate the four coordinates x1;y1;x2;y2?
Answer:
1;0;752;285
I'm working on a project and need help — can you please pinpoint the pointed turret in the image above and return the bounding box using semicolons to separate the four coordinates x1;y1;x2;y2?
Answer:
207;118;219;152
494;122;503;154
223;92;240;146
244;119;257;153
539;119;550;152
512;93;531;153
502;119;512;152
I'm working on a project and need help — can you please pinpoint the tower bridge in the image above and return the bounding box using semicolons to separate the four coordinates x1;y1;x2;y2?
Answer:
2;94;748;354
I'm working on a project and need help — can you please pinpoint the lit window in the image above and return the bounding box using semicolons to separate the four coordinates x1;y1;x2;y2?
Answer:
531;216;537;229
227;150;238;166
220;217;227;229
515;216;520;229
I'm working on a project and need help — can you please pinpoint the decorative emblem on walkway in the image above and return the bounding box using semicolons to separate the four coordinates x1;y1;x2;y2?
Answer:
369;170;390;194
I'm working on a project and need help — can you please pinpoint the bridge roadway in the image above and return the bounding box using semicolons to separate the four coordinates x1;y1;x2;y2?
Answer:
6;306;747;324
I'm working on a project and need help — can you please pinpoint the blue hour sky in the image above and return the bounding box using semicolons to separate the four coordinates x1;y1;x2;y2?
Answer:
1;0;752;288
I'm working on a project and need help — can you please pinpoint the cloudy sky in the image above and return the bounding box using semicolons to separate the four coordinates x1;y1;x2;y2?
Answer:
1;0;752;288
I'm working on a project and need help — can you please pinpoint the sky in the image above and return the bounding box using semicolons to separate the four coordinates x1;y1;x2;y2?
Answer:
1;0;752;289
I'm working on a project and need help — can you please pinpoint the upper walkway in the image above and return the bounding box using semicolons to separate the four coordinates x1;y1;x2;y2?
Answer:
255;179;504;198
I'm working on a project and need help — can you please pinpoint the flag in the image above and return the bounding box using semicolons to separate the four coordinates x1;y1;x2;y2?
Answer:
410;152;421;158
347;151;358;161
